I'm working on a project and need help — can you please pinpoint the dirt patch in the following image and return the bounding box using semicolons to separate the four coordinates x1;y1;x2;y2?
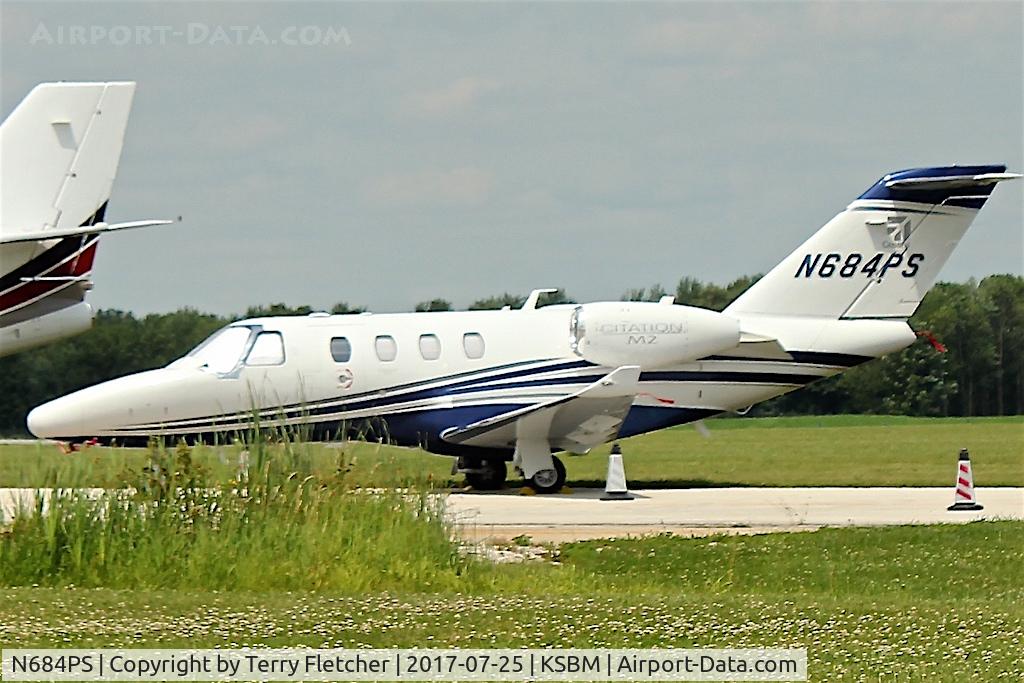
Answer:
456;523;821;544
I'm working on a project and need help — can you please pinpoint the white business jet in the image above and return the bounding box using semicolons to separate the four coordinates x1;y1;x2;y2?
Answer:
27;164;1019;492
0;82;171;357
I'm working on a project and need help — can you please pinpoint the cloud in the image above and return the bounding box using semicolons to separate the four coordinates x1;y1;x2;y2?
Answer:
204;113;287;151
362;166;494;206
406;76;499;116
632;3;1021;62
631;14;774;60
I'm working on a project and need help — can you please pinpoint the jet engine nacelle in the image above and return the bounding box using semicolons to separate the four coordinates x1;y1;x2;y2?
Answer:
0;302;93;358
569;302;741;370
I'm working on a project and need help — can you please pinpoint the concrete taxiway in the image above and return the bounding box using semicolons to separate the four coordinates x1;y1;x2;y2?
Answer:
447;487;1024;543
3;486;1021;542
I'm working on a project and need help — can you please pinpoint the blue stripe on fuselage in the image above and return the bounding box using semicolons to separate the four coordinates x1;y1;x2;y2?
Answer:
92;402;717;455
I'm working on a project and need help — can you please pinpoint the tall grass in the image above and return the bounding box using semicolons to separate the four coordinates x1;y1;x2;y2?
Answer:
0;439;476;592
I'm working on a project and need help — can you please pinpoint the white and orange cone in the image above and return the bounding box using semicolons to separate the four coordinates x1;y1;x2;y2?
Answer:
947;448;984;511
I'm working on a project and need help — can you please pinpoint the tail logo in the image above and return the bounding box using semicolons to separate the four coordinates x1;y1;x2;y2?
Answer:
884;215;912;247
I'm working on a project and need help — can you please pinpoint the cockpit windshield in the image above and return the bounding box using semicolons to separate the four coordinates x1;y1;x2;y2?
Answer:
184;326;255;373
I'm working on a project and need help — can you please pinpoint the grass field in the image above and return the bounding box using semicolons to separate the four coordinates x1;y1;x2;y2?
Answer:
2;418;1021;681
2;415;1021;488
2;523;1021;680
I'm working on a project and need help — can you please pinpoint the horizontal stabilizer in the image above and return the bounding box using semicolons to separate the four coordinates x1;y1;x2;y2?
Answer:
441;365;641;452
884;172;1021;191
19;275;91;283
0;219;174;245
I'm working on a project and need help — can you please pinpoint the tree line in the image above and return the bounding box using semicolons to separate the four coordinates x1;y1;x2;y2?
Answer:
0;274;1020;434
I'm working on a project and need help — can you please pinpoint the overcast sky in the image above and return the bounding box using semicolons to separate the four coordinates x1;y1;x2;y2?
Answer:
3;2;1021;316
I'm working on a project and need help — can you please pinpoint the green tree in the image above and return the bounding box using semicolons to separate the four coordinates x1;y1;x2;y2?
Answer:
978;275;1024;415
675;275;761;311
244;303;313;317
469;290;573;310
538;288;575;306
876;340;957;416
915;281;996;416
137;309;226;367
415;299;452;312
621;284;668;302
469;293;524;310
329;301;366;314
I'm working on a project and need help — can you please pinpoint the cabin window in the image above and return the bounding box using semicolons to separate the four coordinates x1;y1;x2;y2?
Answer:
419;334;441;360
463;332;485;359
330;337;352;363
375;335;398;362
245;331;285;366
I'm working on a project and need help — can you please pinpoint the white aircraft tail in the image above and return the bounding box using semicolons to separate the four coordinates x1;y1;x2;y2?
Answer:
725;166;1020;320
0;81;136;238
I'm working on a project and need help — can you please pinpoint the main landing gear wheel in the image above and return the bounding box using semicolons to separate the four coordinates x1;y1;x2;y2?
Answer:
527;455;567;494
463;458;507;490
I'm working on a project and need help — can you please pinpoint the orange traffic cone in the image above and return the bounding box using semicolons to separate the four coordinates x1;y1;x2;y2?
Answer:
947;448;983;511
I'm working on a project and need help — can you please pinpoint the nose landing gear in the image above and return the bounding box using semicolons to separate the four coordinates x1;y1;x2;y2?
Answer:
513;437;567;494
524;455;567;494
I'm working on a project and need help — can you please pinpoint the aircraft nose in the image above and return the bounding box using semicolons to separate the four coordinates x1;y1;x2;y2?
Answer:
25;403;49;438
26;368;186;440
27;396;86;439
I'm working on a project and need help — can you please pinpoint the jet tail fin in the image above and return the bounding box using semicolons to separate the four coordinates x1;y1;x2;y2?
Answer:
0;82;137;239
725;166;1020;320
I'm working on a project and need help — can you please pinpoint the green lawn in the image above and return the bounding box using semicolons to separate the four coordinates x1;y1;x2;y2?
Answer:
2;522;1021;681
2;422;1021;681
2;415;1021;488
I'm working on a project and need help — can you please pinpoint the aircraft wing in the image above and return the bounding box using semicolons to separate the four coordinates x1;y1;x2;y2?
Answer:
440;365;641;453
0;219;174;245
